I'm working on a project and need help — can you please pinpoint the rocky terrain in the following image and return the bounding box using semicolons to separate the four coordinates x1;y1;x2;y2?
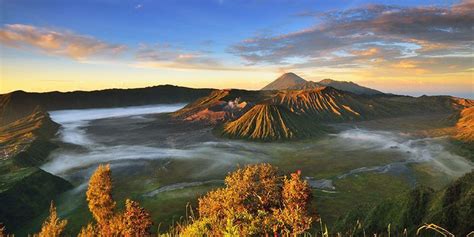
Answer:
221;104;324;141
173;73;473;142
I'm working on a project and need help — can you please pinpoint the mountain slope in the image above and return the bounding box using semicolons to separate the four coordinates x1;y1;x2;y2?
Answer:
221;104;323;141
172;89;276;124
0;166;72;231
0;85;213;126
271;87;393;121
288;81;324;90
318;79;383;95
0;107;59;166
453;107;474;143
0;106;72;232
273;88;471;122
335;171;474;236
261;72;306;90
261;72;384;95
176;85;472;141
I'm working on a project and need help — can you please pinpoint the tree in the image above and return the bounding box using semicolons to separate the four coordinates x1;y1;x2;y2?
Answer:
81;164;154;236
35;202;67;237
276;170;313;234
196;163;315;235
77;223;96;237
0;223;8;237
123;199;153;236
86;164;115;227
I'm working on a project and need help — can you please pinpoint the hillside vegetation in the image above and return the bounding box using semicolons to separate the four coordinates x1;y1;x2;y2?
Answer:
3;164;471;236
0;157;71;231
335;171;474;236
0;108;59;166
0;107;72;231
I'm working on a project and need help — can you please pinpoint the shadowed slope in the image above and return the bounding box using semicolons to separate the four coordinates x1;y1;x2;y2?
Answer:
0;107;59;165
318;79;383;95
221;104;323;141
335;171;474;236
0;85;213;126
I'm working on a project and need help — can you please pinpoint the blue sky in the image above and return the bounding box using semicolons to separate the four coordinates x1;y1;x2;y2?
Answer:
0;0;472;98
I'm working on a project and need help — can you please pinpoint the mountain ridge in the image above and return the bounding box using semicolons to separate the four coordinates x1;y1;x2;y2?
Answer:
174;85;474;141
261;72;307;91
0;85;214;126
262;72;383;95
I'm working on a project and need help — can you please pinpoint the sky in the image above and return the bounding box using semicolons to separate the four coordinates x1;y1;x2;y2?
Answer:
0;0;473;98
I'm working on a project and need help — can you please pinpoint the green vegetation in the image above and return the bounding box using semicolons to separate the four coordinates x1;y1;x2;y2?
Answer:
334;171;474;236
0;162;71;230
4;164;471;236
0;109;72;232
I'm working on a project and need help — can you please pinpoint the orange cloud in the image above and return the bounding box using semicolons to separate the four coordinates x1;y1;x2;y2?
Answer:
391;60;419;69
351;47;380;56
0;24;126;60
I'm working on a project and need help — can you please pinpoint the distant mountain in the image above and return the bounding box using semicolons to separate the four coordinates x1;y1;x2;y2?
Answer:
221;104;324;141
288;81;324;90
261;72;306;90
0;85;213;126
318;79;383;95
261;72;383;95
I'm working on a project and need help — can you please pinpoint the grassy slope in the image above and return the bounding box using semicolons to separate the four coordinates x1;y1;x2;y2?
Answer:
0;109;73;233
334;171;474;236
0;109;60;166
0;159;72;231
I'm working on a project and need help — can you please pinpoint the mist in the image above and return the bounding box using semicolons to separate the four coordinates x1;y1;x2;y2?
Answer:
42;104;473;194
333;129;473;177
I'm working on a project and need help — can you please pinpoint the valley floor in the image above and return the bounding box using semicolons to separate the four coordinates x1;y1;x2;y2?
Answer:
16;105;474;235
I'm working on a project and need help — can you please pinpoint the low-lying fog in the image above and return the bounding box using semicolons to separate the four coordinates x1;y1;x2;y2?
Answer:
43;104;473;195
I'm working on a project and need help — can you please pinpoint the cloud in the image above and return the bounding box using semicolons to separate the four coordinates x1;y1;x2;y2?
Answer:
231;0;473;74
134;44;246;71
0;24;126;60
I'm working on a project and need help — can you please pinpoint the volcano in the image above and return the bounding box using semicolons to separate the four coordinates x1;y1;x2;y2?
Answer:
261;72;306;90
221;104;323;141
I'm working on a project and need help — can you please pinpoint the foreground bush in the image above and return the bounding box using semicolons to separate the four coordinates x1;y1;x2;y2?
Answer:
181;163;315;236
79;164;153;236
17;163;467;236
